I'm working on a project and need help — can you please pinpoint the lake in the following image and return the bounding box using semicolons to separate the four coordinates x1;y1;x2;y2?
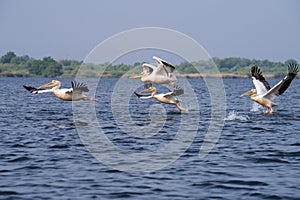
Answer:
0;77;299;199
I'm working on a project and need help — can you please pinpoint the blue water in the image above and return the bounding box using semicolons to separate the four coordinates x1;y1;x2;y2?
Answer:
0;77;299;199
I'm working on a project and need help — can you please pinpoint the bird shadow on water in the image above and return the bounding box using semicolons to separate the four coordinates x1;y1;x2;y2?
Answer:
27;105;90;130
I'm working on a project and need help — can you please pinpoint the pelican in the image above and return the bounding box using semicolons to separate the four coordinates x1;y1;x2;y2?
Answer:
240;63;298;113
135;86;185;111
130;56;177;88
23;80;99;102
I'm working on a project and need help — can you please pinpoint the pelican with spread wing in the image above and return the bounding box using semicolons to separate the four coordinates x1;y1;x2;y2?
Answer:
131;56;177;88
240;63;298;113
23;80;99;102
135;86;185;111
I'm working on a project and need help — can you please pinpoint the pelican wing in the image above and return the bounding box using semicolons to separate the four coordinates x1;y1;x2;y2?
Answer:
23;85;52;94
251;65;271;95
72;81;89;92
162;93;175;99
156;62;176;77
161;60;176;73
63;81;89;96
162;92;181;103
153;56;175;73
263;63;298;100
153;56;176;77
23;85;41;93
163;88;183;99
173;88;184;96
142;63;156;75
134;92;152;99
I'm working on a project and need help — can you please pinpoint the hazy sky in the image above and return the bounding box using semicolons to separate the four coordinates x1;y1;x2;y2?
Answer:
0;0;299;63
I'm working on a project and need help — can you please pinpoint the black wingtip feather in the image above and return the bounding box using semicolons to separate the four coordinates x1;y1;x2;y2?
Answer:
72;81;89;92
161;60;176;70
251;65;271;90
251;65;262;77
288;62;299;75
276;63;298;95
134;92;146;98
23;85;40;93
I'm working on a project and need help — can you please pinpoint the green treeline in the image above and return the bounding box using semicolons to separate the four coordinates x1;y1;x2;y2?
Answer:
0;51;81;77
0;51;298;78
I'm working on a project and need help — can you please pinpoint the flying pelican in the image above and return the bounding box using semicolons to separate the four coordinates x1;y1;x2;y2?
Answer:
240;63;298;113
23;80;99;102
130;56;177;88
135;86;185;111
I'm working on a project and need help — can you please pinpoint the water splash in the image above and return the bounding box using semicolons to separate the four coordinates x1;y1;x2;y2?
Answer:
250;103;262;112
224;110;249;121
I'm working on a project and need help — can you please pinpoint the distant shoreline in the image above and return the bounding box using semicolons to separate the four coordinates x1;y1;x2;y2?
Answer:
1;51;298;78
176;73;279;78
0;73;287;79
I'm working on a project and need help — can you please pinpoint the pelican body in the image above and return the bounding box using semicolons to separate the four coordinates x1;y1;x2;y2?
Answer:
137;86;185;111
23;80;98;102
240;63;298;113
131;56;177;87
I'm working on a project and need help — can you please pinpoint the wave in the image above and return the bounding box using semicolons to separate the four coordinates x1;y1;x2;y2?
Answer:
224;111;249;121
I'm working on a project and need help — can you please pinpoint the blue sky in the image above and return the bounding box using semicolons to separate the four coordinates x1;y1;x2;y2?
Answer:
0;0;299;63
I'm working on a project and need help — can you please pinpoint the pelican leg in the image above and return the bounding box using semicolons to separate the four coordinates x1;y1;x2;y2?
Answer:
83;96;99;102
175;103;185;112
169;81;178;90
144;83;152;90
264;108;269;114
264;108;274;114
91;98;99;102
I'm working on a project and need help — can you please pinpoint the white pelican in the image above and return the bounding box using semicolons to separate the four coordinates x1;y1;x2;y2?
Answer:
240;63;298;113
23;80;99;102
135;86;185;111
130;56;177;88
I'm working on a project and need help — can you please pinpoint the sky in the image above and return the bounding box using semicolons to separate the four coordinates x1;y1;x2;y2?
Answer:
0;0;299;63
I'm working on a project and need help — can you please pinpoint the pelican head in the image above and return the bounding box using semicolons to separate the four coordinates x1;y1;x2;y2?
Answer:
130;71;146;79
38;80;61;89
240;89;257;97
141;86;156;93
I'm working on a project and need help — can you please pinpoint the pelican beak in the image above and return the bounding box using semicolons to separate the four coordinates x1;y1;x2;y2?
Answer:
130;75;143;78
130;72;145;78
240;90;253;97
38;81;55;89
141;87;153;93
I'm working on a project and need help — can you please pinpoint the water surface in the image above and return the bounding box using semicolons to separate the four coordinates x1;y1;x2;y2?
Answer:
0;77;299;199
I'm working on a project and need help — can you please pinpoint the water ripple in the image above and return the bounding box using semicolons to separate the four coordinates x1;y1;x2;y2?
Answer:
0;78;299;199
